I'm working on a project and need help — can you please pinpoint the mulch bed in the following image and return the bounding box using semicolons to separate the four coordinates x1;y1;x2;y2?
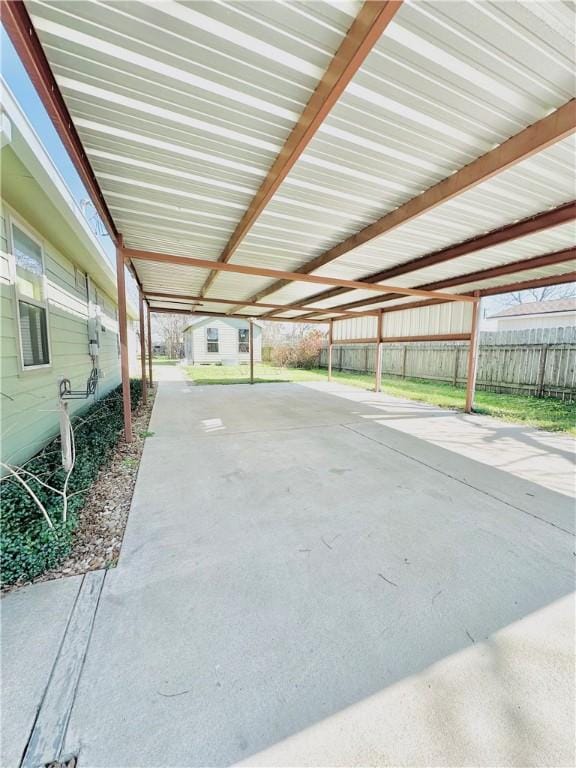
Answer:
3;387;156;594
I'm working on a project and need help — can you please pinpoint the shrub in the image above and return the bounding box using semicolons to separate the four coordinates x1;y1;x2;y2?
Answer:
271;330;325;369
1;380;142;586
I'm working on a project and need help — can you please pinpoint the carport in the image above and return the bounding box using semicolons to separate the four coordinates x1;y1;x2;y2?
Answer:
4;0;575;443
3;2;575;766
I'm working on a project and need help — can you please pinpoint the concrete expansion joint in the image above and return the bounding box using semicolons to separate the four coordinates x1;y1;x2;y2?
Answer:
20;570;106;768
341;423;575;537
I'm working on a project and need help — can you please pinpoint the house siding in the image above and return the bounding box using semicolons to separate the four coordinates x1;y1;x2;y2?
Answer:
184;317;262;364
0;200;123;467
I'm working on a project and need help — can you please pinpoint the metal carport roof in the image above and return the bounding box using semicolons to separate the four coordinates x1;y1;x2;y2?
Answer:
4;0;574;321
3;0;574;437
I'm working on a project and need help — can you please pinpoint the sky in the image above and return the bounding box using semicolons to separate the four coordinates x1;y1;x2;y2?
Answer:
2;27;571;329
1;28;138;304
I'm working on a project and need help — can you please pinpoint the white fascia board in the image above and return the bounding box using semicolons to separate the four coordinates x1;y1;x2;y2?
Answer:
1;80;137;318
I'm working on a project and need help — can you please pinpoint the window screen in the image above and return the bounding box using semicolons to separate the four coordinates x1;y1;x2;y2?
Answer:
207;327;219;353
239;328;249;353
19;301;49;366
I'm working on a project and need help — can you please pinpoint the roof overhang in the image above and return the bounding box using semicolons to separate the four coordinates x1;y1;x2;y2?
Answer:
0;80;138;317
5;0;574;326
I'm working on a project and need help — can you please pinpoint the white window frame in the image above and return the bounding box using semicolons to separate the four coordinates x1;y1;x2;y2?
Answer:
9;214;52;372
238;327;250;353
206;326;219;353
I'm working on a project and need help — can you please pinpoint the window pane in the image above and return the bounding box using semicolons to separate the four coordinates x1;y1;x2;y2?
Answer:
239;328;249;353
207;342;219;352
13;225;43;274
13;225;43;300
19;301;50;366
207;327;218;341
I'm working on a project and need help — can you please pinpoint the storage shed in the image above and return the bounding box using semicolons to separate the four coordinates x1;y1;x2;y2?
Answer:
183;316;262;365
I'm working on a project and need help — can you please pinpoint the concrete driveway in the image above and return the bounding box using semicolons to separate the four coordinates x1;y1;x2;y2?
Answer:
3;375;574;767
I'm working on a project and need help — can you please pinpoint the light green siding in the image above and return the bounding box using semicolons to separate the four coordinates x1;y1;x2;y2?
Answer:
0;201;122;467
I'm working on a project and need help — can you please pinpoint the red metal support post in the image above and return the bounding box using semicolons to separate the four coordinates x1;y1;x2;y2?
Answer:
375;310;383;393
116;238;133;442
328;319;334;382
249;318;254;384
138;290;147;405
147;301;153;389
465;293;482;414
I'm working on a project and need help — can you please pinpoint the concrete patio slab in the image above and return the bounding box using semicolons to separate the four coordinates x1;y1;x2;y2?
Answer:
304;381;575;498
1;575;83;768
57;381;574;767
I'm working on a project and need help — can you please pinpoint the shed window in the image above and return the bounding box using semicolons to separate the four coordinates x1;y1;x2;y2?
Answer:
206;327;219;353
238;328;249;353
12;224;50;368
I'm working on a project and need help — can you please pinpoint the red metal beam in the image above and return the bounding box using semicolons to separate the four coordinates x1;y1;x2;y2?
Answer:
329;333;471;343
144;292;379;317
199;0;402;297
232;102;576;311
3;0;119;242
148;307;329;324
302;245;576;317
328;271;576;320
275;201;576;316
126;248;475;303
477;271;576;297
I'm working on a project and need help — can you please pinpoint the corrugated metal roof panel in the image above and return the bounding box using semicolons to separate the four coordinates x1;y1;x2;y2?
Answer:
227;0;575;282
25;0;575;321
28;0;360;259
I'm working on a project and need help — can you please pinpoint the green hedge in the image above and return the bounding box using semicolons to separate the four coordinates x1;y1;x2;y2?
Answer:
1;380;142;586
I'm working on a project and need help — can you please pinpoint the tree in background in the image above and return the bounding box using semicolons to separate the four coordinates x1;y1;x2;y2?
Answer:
271;328;326;369
485;282;575;314
262;321;321;344
153;314;188;358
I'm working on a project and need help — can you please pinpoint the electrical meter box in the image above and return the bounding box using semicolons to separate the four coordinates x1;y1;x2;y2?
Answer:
87;315;101;359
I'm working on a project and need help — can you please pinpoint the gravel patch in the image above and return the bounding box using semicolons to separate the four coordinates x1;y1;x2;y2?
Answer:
2;387;156;594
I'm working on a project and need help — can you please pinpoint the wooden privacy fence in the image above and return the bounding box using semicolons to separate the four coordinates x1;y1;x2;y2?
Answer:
318;327;576;401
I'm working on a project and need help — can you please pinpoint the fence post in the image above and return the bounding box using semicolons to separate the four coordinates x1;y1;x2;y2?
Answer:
536;345;548;397
452;348;460;386
401;345;408;378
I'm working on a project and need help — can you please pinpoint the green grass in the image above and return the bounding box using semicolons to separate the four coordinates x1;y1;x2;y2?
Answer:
152;357;179;366
185;363;575;434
